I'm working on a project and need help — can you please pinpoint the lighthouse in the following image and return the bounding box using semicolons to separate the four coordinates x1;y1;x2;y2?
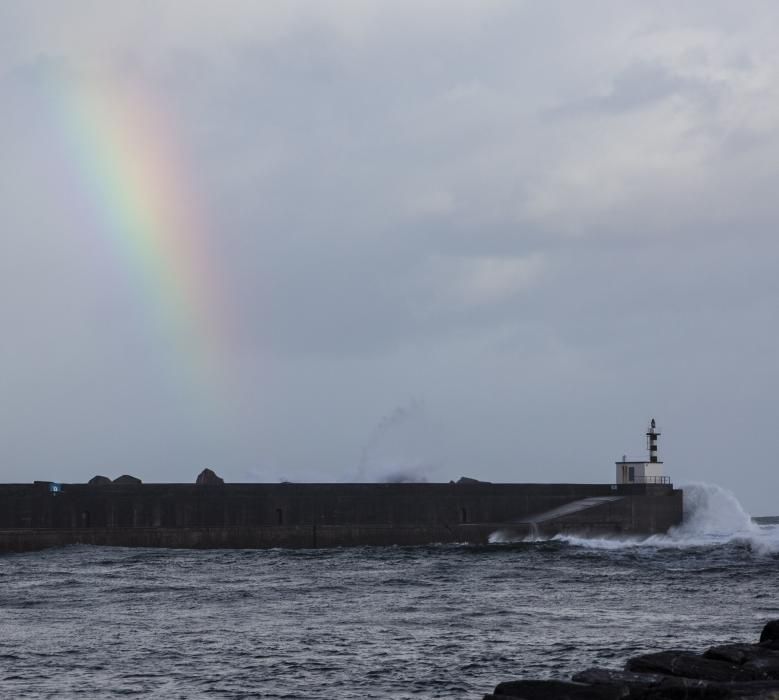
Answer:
615;419;669;485
647;418;659;463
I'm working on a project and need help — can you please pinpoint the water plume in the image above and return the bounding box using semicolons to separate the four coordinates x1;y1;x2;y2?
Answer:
490;483;779;554
355;399;440;483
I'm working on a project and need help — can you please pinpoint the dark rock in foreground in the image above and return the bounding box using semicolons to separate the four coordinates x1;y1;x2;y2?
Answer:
484;620;779;700
488;680;628;699
626;650;767;682
762;622;779;645
572;667;668;689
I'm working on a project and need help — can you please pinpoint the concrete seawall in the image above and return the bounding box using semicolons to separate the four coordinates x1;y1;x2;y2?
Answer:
0;482;683;551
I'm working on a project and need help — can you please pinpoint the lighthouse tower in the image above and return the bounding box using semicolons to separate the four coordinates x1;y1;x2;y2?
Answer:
615;419;668;485
647;418;659;463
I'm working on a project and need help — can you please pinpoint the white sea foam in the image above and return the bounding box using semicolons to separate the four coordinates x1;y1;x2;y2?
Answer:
491;483;779;553
559;483;779;553
489;528;537;544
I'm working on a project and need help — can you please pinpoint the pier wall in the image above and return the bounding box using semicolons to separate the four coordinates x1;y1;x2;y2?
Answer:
0;482;683;551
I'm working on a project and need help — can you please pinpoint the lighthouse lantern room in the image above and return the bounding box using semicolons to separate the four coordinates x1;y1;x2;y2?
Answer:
615;419;669;485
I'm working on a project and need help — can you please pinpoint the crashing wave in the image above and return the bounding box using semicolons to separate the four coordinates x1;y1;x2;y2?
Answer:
491;483;779;554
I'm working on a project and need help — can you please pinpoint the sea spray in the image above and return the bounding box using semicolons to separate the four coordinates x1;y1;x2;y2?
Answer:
488;522;540;544
669;482;759;540
489;483;779;553
355;399;441;483
557;483;779;553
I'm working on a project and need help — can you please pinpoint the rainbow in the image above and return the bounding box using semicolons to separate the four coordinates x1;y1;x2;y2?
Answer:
49;74;231;395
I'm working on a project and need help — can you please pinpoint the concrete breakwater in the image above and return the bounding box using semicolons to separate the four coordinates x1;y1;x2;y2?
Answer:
0;480;682;552
484;621;779;700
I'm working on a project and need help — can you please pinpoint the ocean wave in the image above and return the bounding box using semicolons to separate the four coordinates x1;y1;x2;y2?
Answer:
492;483;779;554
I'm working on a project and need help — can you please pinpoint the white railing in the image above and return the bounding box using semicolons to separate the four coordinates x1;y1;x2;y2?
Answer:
632;475;671;485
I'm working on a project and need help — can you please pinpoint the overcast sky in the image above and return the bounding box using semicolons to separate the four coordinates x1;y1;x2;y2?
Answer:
1;1;778;514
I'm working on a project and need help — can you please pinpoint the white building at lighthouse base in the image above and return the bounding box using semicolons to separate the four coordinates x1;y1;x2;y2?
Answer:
615;459;668;485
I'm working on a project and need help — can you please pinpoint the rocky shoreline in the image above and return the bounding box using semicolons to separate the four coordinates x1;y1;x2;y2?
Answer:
484;621;779;699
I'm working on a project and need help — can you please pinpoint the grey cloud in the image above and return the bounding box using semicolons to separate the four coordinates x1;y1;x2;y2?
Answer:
1;2;779;513
548;62;720;118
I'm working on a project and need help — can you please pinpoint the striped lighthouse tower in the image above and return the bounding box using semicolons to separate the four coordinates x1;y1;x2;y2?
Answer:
616;419;667;484
647;418;660;463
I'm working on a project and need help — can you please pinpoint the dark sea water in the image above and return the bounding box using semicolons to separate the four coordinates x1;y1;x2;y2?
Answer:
1;484;778;699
